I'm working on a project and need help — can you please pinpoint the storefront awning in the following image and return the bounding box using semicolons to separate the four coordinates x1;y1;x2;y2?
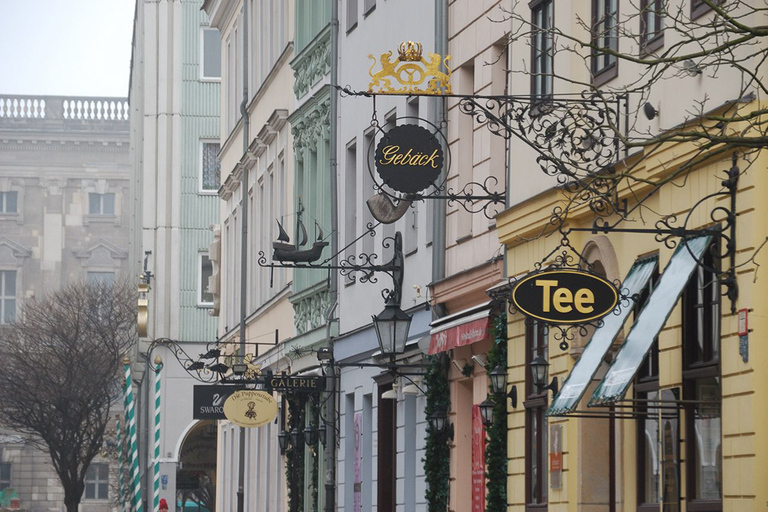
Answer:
547;255;658;416
589;235;711;406
428;302;491;355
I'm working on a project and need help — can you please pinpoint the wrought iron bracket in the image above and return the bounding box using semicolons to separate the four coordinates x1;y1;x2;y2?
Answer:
566;154;740;313
260;228;405;303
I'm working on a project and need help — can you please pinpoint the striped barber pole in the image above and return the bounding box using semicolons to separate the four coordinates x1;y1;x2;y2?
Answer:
153;358;162;511
123;358;143;512
116;415;128;512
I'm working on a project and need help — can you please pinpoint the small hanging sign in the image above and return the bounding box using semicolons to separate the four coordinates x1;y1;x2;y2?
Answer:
512;269;618;324
375;124;444;194
223;390;278;428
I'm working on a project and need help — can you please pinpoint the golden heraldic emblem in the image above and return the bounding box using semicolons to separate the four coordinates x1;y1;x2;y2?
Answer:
223;390;278;428
368;41;452;95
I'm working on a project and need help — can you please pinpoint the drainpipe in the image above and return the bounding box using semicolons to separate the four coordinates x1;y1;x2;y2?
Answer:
325;0;340;510
431;0;448;314
237;1;250;511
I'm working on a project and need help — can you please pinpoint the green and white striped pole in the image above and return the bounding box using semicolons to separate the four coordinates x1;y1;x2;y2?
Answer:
116;414;127;512
123;357;143;512
153;356;162;512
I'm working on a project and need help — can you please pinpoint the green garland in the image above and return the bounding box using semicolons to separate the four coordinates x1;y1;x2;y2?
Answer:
309;398;320;512
485;312;508;511
423;353;451;511
285;393;307;512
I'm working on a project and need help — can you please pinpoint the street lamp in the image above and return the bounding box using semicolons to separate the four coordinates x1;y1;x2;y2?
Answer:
289;427;302;448
372;303;412;357
278;430;288;455
489;365;506;395
530;354;558;396
478;398;495;428
427;408;454;440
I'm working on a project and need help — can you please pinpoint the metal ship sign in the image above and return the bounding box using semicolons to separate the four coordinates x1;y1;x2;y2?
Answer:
375;124;443;194
512;269;618;324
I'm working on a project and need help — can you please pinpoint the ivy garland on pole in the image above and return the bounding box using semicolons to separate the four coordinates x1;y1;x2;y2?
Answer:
285;393;306;512
309;398;320;512
485;311;508;512
423;352;451;511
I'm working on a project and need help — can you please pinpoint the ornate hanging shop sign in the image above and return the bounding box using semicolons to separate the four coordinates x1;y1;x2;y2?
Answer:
511;269;618;324
375;124;444;194
223;390;278;428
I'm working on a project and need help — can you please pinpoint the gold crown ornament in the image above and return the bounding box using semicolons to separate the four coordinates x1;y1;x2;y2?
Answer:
398;41;423;61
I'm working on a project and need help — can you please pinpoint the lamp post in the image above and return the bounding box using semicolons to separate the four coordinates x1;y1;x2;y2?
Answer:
479;398;495;428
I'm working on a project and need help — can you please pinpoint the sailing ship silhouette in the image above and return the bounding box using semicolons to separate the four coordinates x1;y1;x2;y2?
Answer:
272;206;328;263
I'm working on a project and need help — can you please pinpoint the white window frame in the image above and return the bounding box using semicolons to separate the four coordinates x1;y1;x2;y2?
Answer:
0;270;17;325
88;192;116;216
200;140;222;194
84;463;109;501
87;271;116;286
198;252;214;308
0;191;18;215
0;462;10;490
200;27;222;81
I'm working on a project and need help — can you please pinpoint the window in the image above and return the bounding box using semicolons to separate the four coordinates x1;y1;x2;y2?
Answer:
377;381;396;512
525;319;548;510
201;141;221;193
592;0;618;83
88;193;115;216
640;0;664;53
531;0;554;102
0;271;16;324
199;253;214;306
0;192;17;214
87;272;115;286
346;0;358;32
0;463;10;490
363;0;376;16
682;248;722;510
84;463;109;500
201;28;222;80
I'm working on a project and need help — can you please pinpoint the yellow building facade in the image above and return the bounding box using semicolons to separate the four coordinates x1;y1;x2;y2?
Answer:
497;129;768;511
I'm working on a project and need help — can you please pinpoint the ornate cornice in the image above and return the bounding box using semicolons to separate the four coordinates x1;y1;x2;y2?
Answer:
291;27;331;99
290;98;331;152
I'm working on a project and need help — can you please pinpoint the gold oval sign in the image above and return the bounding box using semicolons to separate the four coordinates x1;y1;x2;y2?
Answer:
511;269;618;324
223;390;278;428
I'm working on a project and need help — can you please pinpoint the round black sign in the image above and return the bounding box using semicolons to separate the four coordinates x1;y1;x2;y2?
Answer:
511;269;619;324
375;124;443;194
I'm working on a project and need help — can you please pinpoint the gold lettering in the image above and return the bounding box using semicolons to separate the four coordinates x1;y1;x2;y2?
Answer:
535;279;558;312
425;149;440;168
553;288;573;313
379;145;401;166
574;289;595;313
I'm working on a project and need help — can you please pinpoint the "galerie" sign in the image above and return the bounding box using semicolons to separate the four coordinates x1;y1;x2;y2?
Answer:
375;124;443;194
511;269;618;324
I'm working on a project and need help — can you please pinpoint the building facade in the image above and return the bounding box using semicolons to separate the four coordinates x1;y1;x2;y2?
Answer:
129;0;221;507
0;94;130;511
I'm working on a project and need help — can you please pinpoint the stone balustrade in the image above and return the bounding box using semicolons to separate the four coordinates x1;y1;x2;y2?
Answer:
0;95;129;121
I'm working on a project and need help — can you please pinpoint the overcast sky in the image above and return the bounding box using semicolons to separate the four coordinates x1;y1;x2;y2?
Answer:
0;0;135;98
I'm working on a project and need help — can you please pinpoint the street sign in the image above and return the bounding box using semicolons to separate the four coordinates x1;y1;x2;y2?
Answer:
512;269;618;324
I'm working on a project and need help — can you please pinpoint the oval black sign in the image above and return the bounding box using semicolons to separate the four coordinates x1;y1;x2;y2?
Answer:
511;269;618;324
375;124;443;194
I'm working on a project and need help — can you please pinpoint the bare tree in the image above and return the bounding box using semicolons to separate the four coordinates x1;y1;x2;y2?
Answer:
477;0;767;229
0;281;136;512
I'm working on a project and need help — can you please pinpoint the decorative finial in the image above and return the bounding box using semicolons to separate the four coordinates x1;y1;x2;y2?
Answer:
154;355;163;366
